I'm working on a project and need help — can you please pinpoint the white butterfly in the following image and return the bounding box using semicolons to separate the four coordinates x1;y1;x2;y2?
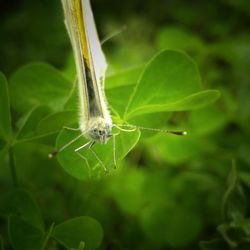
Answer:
49;0;186;172
61;0;112;144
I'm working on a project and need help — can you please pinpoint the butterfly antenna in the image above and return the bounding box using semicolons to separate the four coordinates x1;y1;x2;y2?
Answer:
113;124;137;132
101;25;127;45
115;124;187;136
48;133;84;158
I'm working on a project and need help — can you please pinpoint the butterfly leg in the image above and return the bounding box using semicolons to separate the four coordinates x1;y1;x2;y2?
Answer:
75;141;92;152
49;133;84;158
75;141;108;174
75;141;93;177
112;133;119;169
88;141;108;173
75;151;91;178
63;126;81;131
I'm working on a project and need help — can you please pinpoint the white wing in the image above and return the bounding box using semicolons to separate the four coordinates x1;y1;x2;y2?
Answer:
81;0;107;86
61;0;111;131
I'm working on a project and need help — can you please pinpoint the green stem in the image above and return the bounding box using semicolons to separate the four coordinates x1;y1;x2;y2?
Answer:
8;147;18;187
41;222;55;250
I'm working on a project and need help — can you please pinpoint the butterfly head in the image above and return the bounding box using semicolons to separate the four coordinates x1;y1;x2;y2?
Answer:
87;117;112;144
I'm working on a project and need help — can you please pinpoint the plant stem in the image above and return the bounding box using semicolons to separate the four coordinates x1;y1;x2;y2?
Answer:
41;222;55;250
8;147;18;187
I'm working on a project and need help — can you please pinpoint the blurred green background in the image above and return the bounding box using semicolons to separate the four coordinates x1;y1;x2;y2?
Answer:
0;0;250;249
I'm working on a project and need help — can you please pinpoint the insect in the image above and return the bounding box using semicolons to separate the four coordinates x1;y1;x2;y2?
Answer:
49;0;186;172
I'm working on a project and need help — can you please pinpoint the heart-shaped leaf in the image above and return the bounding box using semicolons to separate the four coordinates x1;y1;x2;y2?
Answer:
52;216;103;250
106;65;144;89
16;106;52;140
55;127;140;180
36;110;78;136
9;63;72;115
125;50;220;119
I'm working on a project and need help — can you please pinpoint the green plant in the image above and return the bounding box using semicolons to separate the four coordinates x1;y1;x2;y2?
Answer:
0;49;219;248
1;0;250;249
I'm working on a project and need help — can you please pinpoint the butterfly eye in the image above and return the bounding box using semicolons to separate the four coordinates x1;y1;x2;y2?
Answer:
98;130;104;135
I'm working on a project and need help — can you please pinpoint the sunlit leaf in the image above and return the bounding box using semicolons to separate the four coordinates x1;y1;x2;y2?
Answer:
128;90;220;118
125;50;220;119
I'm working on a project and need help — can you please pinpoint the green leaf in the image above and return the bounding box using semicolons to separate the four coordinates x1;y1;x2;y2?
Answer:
9;63;72;115
16;106;52;140
128;111;172;139
0;72;12;141
0;189;44;231
64;66;143;116
125;50;201;116
56;127;140;180
125;50;220;119
64;80;78;111
157;89;220;111
8;215;45;250
62;65;143;112
36;110;78;136
106;85;134;116
128;90;220;118
105;65;144;89
52;216;103;250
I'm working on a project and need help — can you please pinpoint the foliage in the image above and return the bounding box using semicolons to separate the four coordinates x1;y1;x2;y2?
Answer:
0;0;249;249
